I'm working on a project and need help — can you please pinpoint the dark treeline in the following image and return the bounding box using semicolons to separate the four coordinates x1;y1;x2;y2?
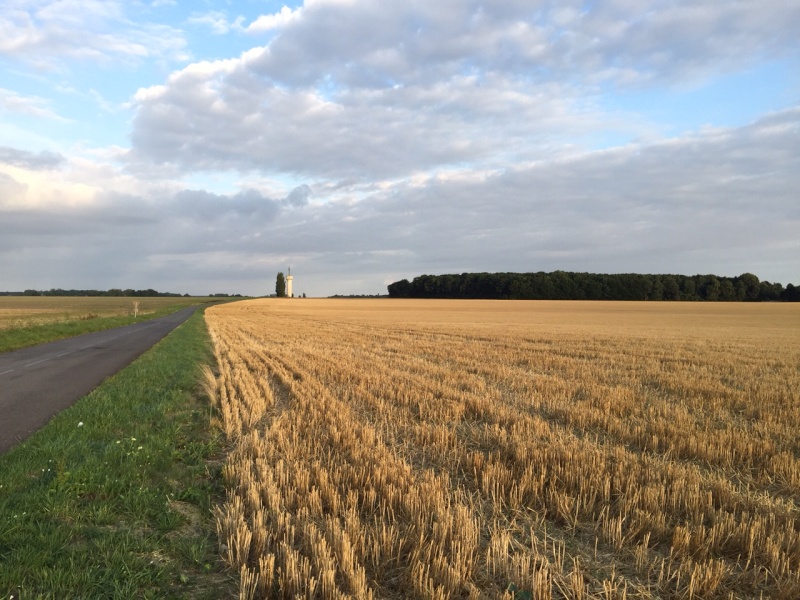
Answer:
1;288;188;297
328;294;386;298
388;272;800;302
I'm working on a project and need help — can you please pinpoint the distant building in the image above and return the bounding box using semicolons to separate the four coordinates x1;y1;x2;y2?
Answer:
287;267;294;298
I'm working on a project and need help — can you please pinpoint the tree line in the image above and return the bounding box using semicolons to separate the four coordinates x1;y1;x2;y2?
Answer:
388;272;800;302
2;288;188;297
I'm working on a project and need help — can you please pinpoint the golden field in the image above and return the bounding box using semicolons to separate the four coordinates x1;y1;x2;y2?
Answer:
0;296;203;330
205;299;800;599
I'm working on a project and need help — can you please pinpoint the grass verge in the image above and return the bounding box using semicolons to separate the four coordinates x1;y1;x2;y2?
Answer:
0;309;234;599
0;300;222;354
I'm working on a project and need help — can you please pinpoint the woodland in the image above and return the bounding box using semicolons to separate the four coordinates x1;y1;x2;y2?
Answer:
388;271;800;301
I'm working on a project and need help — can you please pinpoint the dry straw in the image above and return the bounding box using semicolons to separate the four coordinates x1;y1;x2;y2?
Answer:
206;299;800;599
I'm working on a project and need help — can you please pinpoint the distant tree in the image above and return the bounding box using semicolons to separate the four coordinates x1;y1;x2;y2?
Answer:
719;279;736;301
651;279;665;301
276;272;286;297
530;272;555;299
699;275;721;301
680;278;697;301
758;281;783;302
385;271;798;302
736;273;761;301
661;276;680;300
582;275;605;300
781;283;800;302
509;275;535;299
387;279;411;298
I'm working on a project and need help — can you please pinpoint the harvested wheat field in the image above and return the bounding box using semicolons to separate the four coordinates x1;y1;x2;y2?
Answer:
205;299;800;599
0;296;190;330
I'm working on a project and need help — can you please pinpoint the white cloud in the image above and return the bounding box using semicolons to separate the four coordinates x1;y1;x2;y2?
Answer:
0;87;69;121
130;47;603;179
0;172;28;203
0;1;188;70
247;6;301;33
129;0;800;183
188;11;246;35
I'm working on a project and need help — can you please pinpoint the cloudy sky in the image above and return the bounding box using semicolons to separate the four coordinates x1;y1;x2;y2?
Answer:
1;1;798;296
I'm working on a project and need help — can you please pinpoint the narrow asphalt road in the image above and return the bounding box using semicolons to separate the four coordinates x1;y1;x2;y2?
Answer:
0;306;199;453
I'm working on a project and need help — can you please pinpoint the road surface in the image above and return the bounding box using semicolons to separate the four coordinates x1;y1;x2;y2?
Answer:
0;306;198;453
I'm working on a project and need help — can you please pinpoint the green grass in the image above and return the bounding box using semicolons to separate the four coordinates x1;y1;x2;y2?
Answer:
0;298;225;353
0;309;235;599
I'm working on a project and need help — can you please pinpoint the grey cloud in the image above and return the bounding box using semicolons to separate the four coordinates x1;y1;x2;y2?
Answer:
3;108;798;297
173;188;281;221
0;184;293;293
258;108;800;294
0;147;66;170
285;184;312;207
249;1;800;89
0;203;151;241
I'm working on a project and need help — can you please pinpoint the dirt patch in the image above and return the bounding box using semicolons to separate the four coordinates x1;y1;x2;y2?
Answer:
167;500;205;539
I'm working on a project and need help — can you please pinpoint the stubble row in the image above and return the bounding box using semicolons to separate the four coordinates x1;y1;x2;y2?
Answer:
205;300;800;599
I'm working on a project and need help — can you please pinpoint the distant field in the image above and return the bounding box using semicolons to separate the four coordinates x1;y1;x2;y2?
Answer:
206;299;800;599
0;296;209;330
0;296;225;353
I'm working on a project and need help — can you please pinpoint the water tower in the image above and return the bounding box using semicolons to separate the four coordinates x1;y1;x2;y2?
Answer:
286;267;293;298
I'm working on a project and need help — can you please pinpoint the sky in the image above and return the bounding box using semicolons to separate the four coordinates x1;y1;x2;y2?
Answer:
1;1;798;297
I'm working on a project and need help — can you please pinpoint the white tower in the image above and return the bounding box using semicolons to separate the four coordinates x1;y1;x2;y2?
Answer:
286;267;293;298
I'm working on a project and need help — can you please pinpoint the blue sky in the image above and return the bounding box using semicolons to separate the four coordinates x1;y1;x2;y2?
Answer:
1;1;798;296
